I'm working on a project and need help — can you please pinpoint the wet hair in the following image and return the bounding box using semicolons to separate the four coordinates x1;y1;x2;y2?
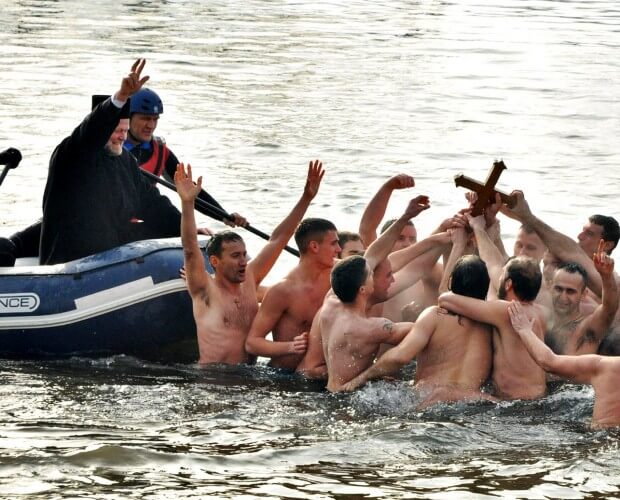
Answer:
294;218;337;254
206;231;244;258
338;231;362;248
555;261;588;290
331;255;369;303
450;255;490;300
519;224;537;235
503;256;543;301
598;327;620;356
380;218;414;234
589;214;620;253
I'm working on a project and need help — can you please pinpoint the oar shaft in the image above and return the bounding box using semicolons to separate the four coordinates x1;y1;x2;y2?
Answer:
0;166;9;187
140;169;300;257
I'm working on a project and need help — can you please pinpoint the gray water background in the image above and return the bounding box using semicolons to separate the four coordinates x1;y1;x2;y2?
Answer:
1;0;620;497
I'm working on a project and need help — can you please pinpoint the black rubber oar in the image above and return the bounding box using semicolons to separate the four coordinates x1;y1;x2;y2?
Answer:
0;148;22;187
140;169;300;258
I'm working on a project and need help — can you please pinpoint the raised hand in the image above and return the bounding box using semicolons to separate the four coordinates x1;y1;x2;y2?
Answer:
117;58;150;101
508;300;536;336
174;163;202;203
387;174;415;190
466;213;486;232
499;190;533;222
404;195;430;219
303;159;325;200
593;239;615;277
484;192;502;227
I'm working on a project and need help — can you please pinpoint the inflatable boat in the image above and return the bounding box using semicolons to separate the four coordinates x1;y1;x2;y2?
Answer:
0;238;201;362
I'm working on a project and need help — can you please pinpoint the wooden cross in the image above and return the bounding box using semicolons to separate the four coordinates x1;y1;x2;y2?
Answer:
454;160;517;216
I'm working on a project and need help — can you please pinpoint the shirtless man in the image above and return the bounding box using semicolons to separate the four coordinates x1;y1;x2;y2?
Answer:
544;241;618;356
509;300;620;428
244;217;341;370
294;197;446;379
321;196;431;392
359;174;449;322
175;160;324;364
438;255;547;400
342;229;494;408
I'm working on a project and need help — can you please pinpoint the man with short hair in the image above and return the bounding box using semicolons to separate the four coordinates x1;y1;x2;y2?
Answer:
320;196;431;392
175;160;324;365
245;217;341;370
514;224;547;262
545;243;618;356
342;234;494;408
509;300;620;428
40;59;183;265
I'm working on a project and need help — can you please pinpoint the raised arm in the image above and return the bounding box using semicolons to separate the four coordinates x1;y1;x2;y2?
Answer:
174;163;210;298
508;300;602;383
358;174;414;246
364;195;430;272
439;227;467;294
249;160;324;285
501;190;602;296
389;231;450;273
579;241;619;343
468;213;506;296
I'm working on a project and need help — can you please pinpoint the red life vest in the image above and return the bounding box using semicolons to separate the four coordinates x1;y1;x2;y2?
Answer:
130;138;170;224
139;137;170;177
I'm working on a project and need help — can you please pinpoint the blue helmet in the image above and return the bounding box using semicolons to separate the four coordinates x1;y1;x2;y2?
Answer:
130;88;163;115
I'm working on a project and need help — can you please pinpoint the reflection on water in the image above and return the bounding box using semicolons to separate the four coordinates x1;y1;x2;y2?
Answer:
1;0;620;497
2;357;620;497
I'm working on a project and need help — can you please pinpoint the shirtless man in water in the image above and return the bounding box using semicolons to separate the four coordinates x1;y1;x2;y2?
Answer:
545;242;618;356
320;196;431;392
175;160;324;365
438;252;548;400
342;229;494;407
509;300;620;429
245;217;341;370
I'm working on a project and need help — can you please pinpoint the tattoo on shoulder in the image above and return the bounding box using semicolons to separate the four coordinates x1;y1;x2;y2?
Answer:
382;320;393;334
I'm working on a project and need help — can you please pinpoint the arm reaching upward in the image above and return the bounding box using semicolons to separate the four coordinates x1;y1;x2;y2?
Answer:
501;190;602;297
364;195;430;271
249;159;324;285
174;163;210;298
359;174;415;246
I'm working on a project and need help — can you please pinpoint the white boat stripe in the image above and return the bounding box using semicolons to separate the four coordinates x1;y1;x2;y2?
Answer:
0;279;189;330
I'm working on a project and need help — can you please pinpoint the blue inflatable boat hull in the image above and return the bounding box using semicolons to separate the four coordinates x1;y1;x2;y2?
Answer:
0;239;201;362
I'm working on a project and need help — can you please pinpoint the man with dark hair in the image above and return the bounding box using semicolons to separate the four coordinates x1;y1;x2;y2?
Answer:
245;216;341;370
175;160;324;365
545;244;618;356
439;237;548;400
40;59;185;265
316;196;431;392
337;231;365;258
342;228;495;407
581;215;619;257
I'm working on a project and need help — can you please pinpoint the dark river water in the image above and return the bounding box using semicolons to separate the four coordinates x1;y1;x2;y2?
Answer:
1;0;620;497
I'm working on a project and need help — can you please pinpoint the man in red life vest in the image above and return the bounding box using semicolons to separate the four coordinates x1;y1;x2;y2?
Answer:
123;88;246;228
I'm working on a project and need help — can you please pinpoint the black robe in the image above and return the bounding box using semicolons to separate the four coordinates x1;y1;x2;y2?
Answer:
40;98;181;265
